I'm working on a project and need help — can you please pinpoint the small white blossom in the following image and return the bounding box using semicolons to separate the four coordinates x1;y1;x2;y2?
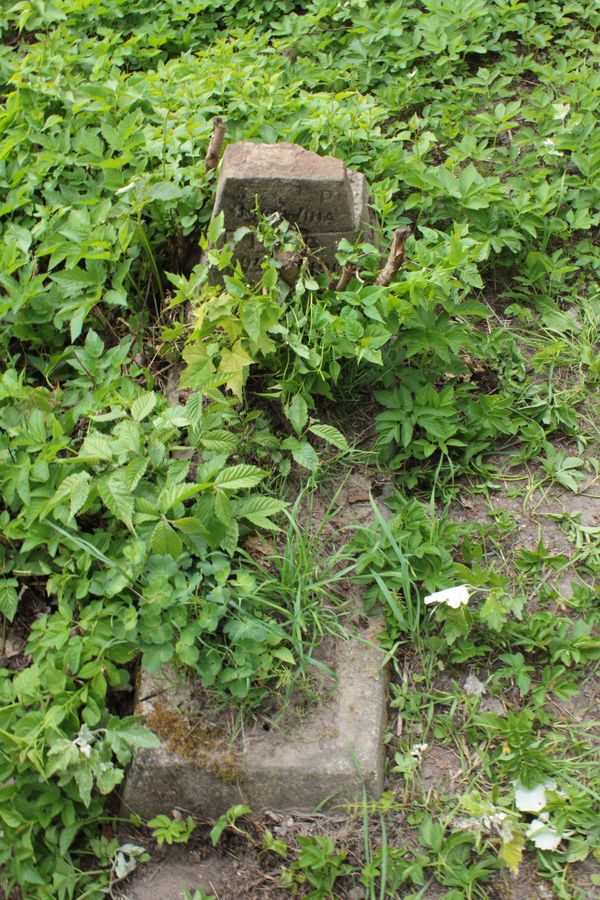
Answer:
409;743;428;761
407;70;417;79
424;585;470;608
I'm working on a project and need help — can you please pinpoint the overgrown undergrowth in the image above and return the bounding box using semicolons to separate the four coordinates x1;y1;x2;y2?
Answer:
0;0;599;897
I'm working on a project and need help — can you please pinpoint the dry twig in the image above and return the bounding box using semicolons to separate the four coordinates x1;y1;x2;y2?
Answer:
335;262;356;291
204;117;226;172
375;226;411;286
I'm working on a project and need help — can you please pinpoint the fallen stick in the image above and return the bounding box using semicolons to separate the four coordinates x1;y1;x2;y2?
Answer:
375;226;411;286
204;117;226;172
335;262;356;291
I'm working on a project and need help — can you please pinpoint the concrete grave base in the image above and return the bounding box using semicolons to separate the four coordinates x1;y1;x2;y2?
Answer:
122;634;387;820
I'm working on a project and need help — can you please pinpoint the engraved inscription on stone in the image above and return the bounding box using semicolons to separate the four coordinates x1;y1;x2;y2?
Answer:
210;142;376;276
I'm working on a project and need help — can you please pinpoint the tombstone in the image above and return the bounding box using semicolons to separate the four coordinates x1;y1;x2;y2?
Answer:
210;142;376;278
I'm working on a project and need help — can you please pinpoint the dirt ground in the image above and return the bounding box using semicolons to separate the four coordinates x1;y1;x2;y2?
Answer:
117;445;600;899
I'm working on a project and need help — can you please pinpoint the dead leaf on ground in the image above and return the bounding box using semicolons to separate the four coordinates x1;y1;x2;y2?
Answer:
242;536;276;557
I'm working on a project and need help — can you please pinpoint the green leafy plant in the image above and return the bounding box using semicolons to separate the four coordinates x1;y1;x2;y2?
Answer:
2;0;599;895
148;813;196;846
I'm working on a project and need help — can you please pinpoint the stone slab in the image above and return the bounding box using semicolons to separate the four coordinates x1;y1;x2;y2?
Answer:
122;634;387;820
215;142;355;230
209;142;376;276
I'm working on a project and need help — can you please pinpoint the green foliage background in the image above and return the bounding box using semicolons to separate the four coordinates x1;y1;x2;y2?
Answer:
0;0;598;896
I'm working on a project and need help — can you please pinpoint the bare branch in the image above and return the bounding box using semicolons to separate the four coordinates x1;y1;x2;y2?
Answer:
335;263;356;292
375;226;411;286
205;117;226;172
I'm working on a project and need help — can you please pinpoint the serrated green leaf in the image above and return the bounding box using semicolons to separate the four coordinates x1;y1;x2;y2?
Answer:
218;341;253;399
41;472;91;520
201;429;238;452
219;517;239;556
159;482;207;512
185;391;204;426
214;490;233;525
171;517;208;536
480;594;507;631
124;456;148;491
68;472;92;517
235;496;287;522
309;423;349;452
286;395;308;435
0;579;19;622
214;465;265;491
102;474;134;530
130;393;157;422
150;519;183;557
290;440;319;472
498;831;525;874
78;432;113;462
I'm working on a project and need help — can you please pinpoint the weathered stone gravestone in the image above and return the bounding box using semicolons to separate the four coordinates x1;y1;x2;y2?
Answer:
122;635;387;820
210;142;376;277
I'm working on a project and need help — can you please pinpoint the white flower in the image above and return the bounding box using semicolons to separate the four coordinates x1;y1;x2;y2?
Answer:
409;742;428;761
514;780;556;813
542;138;554;147
407;70;417;79
424;585;470;608
526;817;563;851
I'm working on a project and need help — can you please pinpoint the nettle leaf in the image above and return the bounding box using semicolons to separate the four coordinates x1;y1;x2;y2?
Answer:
0;578;19;622
309;423;349;452
131;393;157;423
102;474;134;530
150;519;183;558
286;395;308;435
214;465;265;491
